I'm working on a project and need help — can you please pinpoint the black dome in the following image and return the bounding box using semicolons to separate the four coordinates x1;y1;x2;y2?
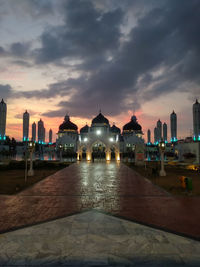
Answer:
123;116;142;132
92;112;109;125
80;124;89;133
59;115;78;131
111;124;120;134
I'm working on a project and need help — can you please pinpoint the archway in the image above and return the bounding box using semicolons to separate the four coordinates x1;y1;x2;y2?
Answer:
91;141;106;161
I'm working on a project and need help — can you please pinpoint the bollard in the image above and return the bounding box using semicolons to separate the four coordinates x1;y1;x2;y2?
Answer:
185;177;193;191
179;176;186;189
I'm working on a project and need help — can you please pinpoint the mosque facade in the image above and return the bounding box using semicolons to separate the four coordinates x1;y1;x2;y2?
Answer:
56;112;144;161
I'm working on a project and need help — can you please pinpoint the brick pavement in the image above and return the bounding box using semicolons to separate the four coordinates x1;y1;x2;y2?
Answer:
0;162;200;239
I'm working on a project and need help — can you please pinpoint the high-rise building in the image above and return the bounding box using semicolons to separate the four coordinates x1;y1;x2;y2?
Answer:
43;127;46;143
193;99;200;141
147;129;151;144
49;129;53;144
38;119;45;143
154;127;158;144
32;122;36;142
163;122;167;143
23;110;29;141
156;119;162;142
170;110;177;142
0;99;7;140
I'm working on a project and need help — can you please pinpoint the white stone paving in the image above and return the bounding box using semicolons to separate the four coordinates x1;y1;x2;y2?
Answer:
0;210;200;266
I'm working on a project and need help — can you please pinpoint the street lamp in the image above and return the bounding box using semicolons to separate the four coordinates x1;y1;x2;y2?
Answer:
59;144;63;162
28;141;35;177
159;139;166;176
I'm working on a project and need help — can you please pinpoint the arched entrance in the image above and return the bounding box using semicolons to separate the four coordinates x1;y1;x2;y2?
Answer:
91;141;106;161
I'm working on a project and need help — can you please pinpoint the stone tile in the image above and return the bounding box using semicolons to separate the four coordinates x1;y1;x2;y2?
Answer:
0;210;199;266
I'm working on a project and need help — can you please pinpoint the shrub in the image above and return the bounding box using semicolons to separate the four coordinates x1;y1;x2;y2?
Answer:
183;152;196;159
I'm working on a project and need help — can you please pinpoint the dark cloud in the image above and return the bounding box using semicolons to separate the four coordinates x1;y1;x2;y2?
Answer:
0;46;6;56
4;0;200;119
0;84;13;100
34;0;124;64
10;42;30;57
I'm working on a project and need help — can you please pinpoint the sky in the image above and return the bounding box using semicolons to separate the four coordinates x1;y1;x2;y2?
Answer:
0;0;200;142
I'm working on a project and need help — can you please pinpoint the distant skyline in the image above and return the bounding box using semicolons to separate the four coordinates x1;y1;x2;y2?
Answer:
0;0;199;141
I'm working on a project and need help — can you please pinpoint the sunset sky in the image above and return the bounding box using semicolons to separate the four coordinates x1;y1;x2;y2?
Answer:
0;0;199;142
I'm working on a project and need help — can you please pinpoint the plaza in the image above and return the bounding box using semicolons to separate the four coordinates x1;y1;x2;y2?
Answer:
0;162;200;265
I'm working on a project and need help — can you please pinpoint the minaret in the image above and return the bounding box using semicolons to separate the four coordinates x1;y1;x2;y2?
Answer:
163;122;167;143
193;99;200;141
0;99;7;140
49;129;52;144
170;110;177;142
38;119;44;143
154;127;158;144
43;127;46;143
147;129;151;144
23;110;29;141
32;122;36;142
156;119;162;142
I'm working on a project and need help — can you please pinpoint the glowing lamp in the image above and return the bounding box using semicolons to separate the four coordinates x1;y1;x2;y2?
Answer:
109;137;114;142
96;130;101;135
84;137;88;142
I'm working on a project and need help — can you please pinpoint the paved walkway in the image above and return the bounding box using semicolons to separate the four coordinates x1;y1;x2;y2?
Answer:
0;162;200;240
1;210;200;266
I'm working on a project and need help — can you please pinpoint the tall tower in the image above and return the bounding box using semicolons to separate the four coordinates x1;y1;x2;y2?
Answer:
156;119;162;142
163;122;167;143
147;129;151;144
38;119;44;143
0;99;7;140
43;127;46;143
170;110;177;142
23;110;29;141
32;122;36;142
193;99;200;141
49;129;53;144
154;127;158;144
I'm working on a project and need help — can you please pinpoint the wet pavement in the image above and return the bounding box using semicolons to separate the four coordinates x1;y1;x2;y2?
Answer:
0;162;200;240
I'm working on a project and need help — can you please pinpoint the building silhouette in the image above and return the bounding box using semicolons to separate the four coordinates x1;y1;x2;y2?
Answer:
49;129;53;144
163;122;167;143
38;119;45;143
32;122;36;142
147;129;151;144
23;110;29;141
193;99;200;141
170;110;177;142
0;99;7;140
157;119;162;142
154;127;158;144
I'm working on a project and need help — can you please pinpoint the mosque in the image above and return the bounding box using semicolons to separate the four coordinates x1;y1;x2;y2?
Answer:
56;111;144;161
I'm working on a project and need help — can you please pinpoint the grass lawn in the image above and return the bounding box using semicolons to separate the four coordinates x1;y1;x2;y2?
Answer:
0;161;70;195
126;162;200;196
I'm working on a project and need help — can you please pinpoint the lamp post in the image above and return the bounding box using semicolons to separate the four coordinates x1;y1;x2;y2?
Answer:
59;144;63;162
28;141;35;176
159;139;166;176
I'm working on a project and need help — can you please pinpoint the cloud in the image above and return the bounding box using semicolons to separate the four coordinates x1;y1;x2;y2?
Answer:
34;0;124;64
0;84;13;100
5;0;54;19
3;0;200;120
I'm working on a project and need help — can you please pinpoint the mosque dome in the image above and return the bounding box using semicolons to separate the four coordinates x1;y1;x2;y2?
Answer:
80;124;89;133
59;114;78;131
123;116;142;132
92;112;109;125
111;124;121;134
